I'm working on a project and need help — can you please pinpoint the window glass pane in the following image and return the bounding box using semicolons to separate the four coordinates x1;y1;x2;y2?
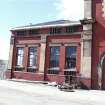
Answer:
65;46;77;69
49;47;60;67
18;48;23;54
16;48;24;66
29;47;37;67
29;29;39;35
50;28;62;34
16;31;26;36
66;26;78;33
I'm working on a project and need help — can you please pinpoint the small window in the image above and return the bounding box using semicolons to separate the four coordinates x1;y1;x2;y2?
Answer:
16;47;24;66
29;29;39;35
49;47;60;67
65;46;77;69
66;26;78;33
16;31;26;36
28;47;37;67
50;27;62;34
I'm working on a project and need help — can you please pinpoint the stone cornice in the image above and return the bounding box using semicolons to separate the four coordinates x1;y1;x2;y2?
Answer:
80;18;96;25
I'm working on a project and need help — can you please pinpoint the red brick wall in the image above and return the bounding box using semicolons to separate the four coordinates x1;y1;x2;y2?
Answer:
77;45;81;73
13;36;41;72
15;71;44;81
92;0;105;89
45;35;81;81
59;44;65;74
9;25;82;84
46;74;65;84
47;35;81;43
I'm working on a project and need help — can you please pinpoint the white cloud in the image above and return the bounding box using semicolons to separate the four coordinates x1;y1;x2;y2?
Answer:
0;36;10;60
55;0;84;21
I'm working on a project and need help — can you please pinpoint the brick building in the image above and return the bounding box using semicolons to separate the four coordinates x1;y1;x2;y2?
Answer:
7;0;105;89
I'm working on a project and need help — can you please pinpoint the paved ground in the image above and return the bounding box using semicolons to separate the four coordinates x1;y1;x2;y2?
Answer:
0;80;105;105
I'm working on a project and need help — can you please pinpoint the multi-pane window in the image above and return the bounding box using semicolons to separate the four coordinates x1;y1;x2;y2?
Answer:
50;27;62;34
65;46;77;69
16;47;24;66
66;26;78;33
49;47;60;67
28;47;37;67
29;29;39;35
16;31;26;36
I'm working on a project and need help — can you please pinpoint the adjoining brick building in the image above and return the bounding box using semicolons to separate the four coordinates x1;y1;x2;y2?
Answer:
7;0;105;89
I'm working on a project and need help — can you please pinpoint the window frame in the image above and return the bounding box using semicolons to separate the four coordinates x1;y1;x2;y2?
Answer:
28;29;40;35
49;46;60;68
16;30;26;36
50;27;62;34
66;26;78;33
16;47;24;67
65;46;77;69
28;47;38;67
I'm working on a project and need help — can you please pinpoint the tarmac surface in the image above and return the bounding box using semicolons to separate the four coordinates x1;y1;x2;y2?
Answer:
0;80;104;105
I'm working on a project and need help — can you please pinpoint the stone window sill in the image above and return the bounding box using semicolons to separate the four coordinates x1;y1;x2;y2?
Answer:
27;66;38;69
64;68;76;71
48;67;60;74
14;66;24;71
14;66;24;69
48;67;60;71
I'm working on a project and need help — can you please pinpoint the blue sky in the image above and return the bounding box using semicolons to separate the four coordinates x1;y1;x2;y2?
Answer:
0;0;84;60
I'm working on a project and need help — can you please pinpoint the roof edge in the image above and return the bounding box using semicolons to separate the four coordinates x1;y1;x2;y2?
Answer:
11;20;81;31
